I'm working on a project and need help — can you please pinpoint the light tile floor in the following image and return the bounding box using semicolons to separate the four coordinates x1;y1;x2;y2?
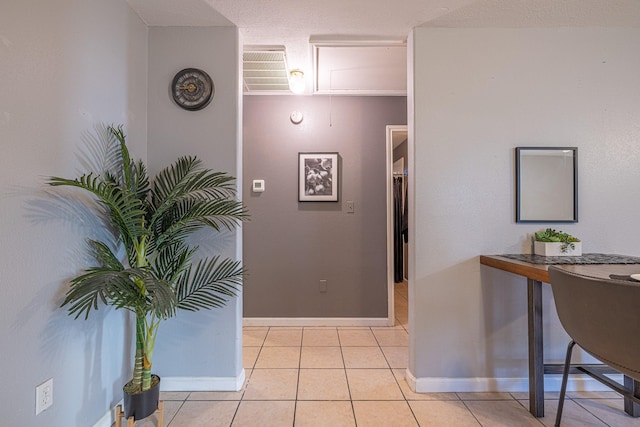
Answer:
135;283;640;426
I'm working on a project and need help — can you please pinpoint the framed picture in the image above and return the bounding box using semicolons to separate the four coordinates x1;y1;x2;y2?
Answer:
298;152;339;202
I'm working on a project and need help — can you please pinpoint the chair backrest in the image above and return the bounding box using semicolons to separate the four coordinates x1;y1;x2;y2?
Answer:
548;266;640;381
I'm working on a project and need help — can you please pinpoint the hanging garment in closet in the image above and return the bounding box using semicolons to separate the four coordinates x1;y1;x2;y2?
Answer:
393;177;404;283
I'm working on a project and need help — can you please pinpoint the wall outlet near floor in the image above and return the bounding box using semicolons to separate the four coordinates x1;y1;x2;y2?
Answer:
35;378;53;415
319;279;327;293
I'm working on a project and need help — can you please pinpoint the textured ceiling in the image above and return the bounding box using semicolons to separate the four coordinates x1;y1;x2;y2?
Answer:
127;0;640;92
427;0;640;27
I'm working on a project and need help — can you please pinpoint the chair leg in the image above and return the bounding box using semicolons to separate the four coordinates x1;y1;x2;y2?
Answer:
555;340;576;427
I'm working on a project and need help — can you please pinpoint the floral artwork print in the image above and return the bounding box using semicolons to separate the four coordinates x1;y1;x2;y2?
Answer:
304;157;333;196
298;153;339;201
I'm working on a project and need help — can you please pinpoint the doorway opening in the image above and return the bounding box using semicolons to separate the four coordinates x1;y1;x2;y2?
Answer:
386;125;408;326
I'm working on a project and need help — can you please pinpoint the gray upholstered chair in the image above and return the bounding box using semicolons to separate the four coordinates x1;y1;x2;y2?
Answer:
548;266;640;426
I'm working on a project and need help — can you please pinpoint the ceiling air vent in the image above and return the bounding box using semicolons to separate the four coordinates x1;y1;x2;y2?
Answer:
243;46;290;93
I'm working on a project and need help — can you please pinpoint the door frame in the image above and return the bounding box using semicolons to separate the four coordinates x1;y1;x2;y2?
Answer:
386;124;408;326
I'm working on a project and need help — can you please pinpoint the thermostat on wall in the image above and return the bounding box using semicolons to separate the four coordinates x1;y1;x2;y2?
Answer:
252;179;265;193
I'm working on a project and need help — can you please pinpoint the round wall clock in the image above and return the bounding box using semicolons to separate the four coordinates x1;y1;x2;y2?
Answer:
171;68;214;111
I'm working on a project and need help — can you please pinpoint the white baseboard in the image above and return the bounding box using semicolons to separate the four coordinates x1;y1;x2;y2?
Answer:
406;369;623;393
162;369;246;391
243;317;390;327
92;399;123;427
92;370;246;427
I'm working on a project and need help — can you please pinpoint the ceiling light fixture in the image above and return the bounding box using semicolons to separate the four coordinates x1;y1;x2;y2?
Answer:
289;69;305;94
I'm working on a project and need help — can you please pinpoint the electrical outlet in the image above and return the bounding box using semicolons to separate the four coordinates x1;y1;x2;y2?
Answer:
35;378;53;415
319;279;327;293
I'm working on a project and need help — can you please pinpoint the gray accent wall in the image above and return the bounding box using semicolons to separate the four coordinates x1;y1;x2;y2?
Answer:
243;95;407;318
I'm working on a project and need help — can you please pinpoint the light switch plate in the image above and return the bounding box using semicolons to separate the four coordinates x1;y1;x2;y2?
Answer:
346;201;355;213
252;179;265;193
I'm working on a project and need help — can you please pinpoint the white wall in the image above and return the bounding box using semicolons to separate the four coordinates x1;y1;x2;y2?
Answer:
0;1;147;426
147;27;244;387
409;28;640;391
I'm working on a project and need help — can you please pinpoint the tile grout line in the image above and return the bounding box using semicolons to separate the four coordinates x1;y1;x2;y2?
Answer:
172;306;623;425
291;327;304;427
571;398;612;427
336;325;359;426
194;294;628;426
231;326;270;425
458;398;487;427
382;320;421;427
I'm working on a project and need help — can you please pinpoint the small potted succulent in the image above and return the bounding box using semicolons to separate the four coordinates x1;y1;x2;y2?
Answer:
534;228;581;256
48;125;247;422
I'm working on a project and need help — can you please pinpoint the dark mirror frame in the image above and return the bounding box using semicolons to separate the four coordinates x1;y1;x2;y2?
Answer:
515;147;578;223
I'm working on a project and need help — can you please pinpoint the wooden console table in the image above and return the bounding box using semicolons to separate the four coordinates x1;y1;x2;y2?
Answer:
480;254;640;418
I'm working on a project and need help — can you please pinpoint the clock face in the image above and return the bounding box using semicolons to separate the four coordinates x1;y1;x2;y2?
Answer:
171;68;214;111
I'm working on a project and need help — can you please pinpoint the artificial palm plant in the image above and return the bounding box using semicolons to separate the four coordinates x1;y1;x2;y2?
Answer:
48;125;247;396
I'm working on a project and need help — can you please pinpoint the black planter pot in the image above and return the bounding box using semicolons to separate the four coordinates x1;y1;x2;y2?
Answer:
123;375;160;421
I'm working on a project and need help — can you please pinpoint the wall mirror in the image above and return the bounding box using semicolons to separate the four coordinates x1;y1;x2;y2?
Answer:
516;147;578;223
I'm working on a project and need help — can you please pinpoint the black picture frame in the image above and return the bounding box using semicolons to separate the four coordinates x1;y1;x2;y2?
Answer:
298;152;339;202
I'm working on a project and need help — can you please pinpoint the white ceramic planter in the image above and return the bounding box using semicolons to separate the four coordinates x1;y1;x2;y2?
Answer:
534;241;582;256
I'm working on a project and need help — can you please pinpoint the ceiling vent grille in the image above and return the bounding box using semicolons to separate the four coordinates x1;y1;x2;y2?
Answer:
243;46;291;93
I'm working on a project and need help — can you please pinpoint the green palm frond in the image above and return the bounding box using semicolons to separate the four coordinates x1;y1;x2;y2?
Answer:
177;169;238;200
102;126;148;205
50;124;247;392
150;158;239;218
150;156;201;212
175;256;244;311
62;268;140;319
131;159;150;201
152;199;246;252
51;125;247;318
133;271;177;319
109;125;133;189
151;242;196;283
62;266;177;320
48;173;148;257
88;239;124;271
192;200;248;230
